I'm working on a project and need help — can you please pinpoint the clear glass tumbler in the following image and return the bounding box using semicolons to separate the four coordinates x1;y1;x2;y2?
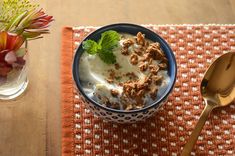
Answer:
0;42;29;100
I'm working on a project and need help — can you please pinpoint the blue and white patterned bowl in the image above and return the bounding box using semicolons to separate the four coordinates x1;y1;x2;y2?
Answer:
73;23;177;123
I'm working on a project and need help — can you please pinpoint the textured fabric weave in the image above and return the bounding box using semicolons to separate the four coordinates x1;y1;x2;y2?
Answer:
61;25;235;156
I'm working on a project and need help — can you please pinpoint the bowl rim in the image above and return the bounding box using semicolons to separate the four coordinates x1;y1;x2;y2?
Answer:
72;23;177;114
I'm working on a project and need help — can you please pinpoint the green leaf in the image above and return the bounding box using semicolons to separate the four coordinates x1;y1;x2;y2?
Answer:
82;39;100;55
98;30;120;51
98;50;116;64
17;9;36;29
15;48;26;57
0;0;38;24
82;30;120;64
4;11;28;31
22;31;43;39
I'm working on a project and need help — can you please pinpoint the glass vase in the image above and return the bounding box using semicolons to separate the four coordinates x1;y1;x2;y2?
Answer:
0;42;29;100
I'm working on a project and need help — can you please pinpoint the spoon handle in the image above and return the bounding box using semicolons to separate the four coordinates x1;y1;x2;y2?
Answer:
181;101;214;156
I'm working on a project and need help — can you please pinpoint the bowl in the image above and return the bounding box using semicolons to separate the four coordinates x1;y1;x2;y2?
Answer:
73;23;177;123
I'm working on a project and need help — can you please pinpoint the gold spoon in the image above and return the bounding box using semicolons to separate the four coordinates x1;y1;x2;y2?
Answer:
181;52;235;156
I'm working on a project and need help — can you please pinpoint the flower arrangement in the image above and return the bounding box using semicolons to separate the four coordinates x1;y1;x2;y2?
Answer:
0;0;53;77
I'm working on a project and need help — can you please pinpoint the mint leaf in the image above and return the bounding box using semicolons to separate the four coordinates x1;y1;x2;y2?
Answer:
82;39;100;55
98;50;116;64
99;30;120;51
82;30;120;64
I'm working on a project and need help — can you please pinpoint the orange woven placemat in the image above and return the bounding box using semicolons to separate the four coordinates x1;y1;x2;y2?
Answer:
61;25;235;156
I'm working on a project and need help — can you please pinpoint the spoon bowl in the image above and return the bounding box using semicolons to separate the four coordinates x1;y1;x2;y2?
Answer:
201;52;235;106
181;52;235;156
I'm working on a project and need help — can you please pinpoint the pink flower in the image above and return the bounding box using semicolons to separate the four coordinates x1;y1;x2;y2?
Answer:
21;9;54;39
28;9;54;29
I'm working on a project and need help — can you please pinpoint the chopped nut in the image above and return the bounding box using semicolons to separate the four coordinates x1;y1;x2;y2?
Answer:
123;39;134;47
108;69;116;79
139;62;148;71
130;88;136;97
149;64;160;74
152;75;162;84
146;43;165;60
148;58;153;65
144;74;152;85
121;47;129;55
137;83;148;90
130;54;138;65
154;42;161;49
136;32;145;45
133;83;138;90
150;87;158;100
159;63;167;69
120;95;129;103
111;102;120;109
134;49;142;56
137;89;144;96
139;46;146;52
114;63;121;70
94;93;102;100
106;78;114;83
123;84;132;96
102;96;112;107
144;41;150;48
162;57;168;63
111;89;119;97
135;104;144;109
125;104;133;110
118;82;123;86
142;53;151;61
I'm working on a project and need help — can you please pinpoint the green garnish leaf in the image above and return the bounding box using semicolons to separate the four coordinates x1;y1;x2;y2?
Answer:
98;50;116;64
99;30;120;51
82;30;120;64
82;39;101;55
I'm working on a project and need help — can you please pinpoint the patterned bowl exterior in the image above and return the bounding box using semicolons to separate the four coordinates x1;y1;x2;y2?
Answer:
76;87;168;123
73;23;177;123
